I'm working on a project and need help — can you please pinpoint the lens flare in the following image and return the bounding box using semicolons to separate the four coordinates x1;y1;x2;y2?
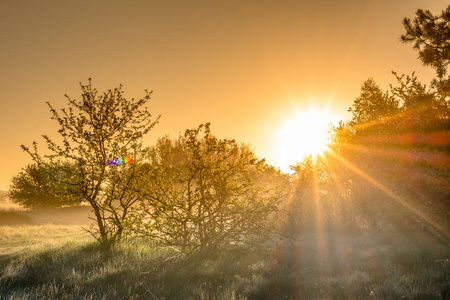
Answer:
106;156;134;166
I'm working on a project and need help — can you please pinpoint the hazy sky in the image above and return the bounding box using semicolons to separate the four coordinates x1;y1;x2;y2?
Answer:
0;0;447;190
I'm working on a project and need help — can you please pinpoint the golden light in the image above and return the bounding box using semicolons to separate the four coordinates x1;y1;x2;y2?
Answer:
273;107;335;172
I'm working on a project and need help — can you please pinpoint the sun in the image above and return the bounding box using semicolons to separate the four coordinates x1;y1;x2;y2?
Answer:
273;108;335;172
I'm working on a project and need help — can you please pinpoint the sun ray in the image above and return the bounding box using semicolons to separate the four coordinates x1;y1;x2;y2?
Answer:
312;159;328;266
327;151;450;240
334;142;450;169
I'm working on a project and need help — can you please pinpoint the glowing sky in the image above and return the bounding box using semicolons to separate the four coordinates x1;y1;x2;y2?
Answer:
0;0;446;190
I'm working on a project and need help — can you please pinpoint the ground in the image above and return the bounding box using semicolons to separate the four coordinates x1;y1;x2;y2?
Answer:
0;198;449;299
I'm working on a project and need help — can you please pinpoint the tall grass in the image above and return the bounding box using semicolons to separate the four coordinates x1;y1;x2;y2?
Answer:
1;226;449;299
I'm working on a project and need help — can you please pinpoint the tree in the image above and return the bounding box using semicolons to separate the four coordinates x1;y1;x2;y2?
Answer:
390;71;429;111
331;70;450;232
136;123;287;252
306;5;450;235
289;153;376;231
390;71;449;130
401;5;450;81
8;163;83;209
348;78;399;127
22;79;159;245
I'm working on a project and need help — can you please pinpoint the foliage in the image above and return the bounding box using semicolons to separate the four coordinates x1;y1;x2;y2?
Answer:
135;123;289;252
293;64;450;233
8;163;83;209
339;73;448;231
401;5;450;81
290;155;354;230
21;79;159;246
391;71;449;128
348;78;399;127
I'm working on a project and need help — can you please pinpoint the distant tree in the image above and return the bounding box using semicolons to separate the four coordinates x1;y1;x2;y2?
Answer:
390;72;429;111
136;123;287;252
331;69;450;232
22;79;159;246
8;163;83;209
390;71;449;129
348;78;399;127
289;153;379;230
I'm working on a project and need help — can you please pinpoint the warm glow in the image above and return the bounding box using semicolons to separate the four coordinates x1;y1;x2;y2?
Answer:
274;108;335;171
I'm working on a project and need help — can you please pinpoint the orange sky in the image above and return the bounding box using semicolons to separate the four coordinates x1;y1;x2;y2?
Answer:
0;0;446;190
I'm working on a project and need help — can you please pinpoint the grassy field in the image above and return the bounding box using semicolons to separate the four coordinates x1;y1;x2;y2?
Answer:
0;224;90;257
0;194;449;299
0;222;449;299
0;196;92;258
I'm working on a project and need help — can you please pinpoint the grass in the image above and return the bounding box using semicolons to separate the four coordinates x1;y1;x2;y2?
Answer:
0;225;449;299
0;224;90;257
0;195;92;258
256;229;450;299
